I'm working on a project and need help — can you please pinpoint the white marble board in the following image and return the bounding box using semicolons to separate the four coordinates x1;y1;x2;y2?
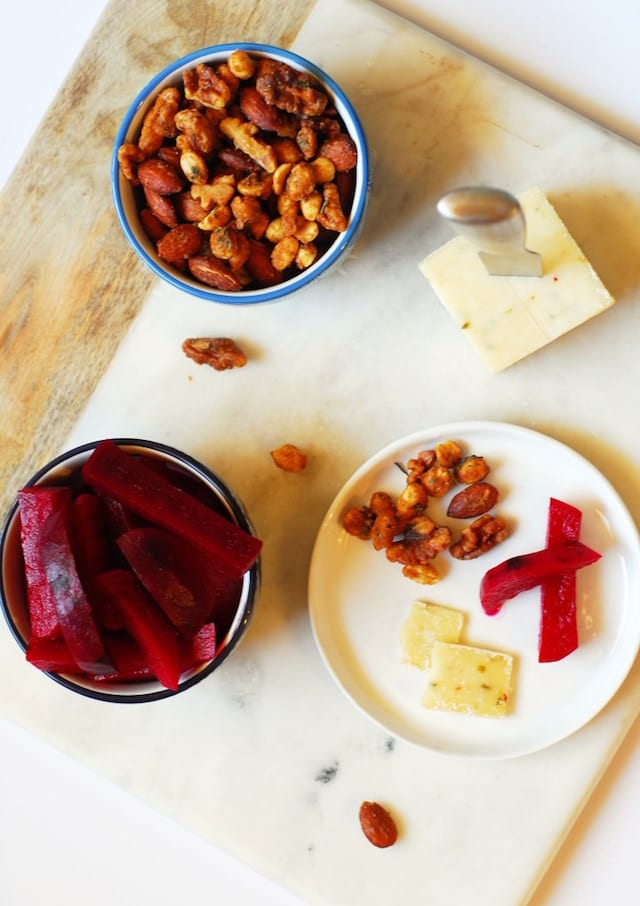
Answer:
2;0;640;904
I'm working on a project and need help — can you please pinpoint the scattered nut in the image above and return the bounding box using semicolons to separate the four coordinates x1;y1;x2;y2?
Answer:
181;337;247;370
359;801;398;848
270;443;307;472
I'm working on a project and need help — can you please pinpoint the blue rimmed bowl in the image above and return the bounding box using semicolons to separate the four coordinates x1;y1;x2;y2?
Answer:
112;43;369;304
0;438;260;703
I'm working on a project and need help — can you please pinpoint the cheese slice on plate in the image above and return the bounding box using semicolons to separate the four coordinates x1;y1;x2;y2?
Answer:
422;641;513;718
419;187;614;372
400;600;464;669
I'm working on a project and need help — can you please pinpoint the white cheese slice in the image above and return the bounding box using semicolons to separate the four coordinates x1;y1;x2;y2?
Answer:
400;600;464;669
422;641;513;718
419;187;614;372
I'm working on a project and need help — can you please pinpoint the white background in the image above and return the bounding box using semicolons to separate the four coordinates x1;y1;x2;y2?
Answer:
2;2;640;904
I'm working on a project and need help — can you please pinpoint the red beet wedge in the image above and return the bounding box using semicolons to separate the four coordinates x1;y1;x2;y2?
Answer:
83;440;261;578
480;540;601;617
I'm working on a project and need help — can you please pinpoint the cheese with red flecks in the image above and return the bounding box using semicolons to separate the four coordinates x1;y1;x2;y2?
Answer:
419;187;614;372
422;641;513;718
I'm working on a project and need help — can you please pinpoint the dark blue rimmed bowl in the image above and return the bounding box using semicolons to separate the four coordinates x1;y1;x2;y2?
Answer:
0;438;260;703
112;42;369;304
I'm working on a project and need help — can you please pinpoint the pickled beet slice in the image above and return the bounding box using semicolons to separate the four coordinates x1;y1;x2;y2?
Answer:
26;636;83;674
69;493;114;589
98;635;155;682
39;509;115;675
83;440;262;578
94;569;182;691
539;498;581;663
480;540;601;616
182;622;217;671
17;486;72;639
117;526;241;638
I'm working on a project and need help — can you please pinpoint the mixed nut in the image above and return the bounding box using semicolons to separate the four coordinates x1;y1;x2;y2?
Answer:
118;50;358;292
342;440;509;584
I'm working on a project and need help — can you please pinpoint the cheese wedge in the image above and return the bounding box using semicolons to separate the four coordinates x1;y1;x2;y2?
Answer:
400;600;464;669
422;641;513;718
419;187;614;372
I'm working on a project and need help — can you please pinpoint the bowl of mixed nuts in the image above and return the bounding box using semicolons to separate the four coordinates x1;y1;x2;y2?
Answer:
112;43;369;304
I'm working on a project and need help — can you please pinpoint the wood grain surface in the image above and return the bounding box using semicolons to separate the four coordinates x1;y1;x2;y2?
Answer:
0;0;315;513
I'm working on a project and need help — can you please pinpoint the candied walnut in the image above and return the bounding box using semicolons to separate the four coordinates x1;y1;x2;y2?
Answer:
220;116;278;173
435;440;462;468
117;143;145;185
138;86;181;155
182;337;247;370
255;58;328;117
318;134;358;172
343;505;375;540
420;464;454;498
317;182;348;232
387;524;452;566
402;563;440;585
184;63;233;110
174;108;218;155
447;482;498;519
228;49;255;80
449;514;509;560
271;443;307;472
454;455;490;484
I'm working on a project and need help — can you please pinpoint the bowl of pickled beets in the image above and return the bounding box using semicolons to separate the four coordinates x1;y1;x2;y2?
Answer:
112;42;369;304
0;438;261;702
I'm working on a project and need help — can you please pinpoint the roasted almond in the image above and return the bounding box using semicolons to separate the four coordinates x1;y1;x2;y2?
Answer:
138;157;184;195
187;254;242;291
359;801;398;848
447;481;498;519
157;223;202;264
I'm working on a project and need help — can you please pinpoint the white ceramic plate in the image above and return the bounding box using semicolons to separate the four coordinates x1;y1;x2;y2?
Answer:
309;421;640;758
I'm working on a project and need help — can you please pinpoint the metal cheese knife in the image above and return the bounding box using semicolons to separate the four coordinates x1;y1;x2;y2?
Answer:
436;187;543;277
